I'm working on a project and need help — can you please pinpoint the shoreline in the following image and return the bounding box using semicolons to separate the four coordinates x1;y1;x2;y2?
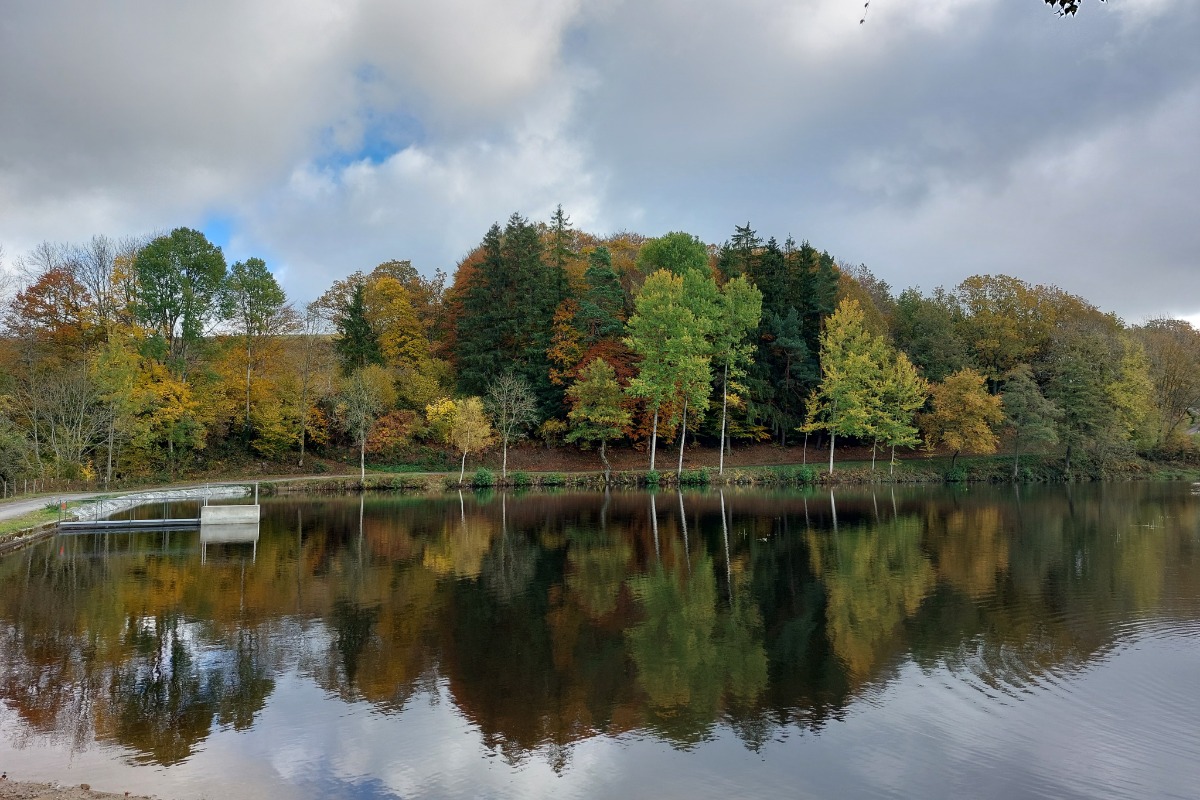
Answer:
3;456;1198;554
0;779;153;800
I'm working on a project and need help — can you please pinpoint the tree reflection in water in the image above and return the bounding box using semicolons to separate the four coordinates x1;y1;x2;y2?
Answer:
0;484;1197;771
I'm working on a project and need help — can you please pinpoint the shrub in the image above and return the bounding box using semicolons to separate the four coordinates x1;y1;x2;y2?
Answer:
945;465;968;483
472;467;496;488
644;470;660;486
510;471;532;487
541;473;566;487
679;468;711;486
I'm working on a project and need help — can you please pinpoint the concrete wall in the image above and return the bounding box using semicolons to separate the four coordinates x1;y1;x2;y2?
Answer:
200;504;260;524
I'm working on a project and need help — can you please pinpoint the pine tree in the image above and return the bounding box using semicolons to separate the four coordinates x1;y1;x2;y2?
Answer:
334;282;382;375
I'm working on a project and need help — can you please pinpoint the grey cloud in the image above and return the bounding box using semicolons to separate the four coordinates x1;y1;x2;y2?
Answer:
1;0;1196;322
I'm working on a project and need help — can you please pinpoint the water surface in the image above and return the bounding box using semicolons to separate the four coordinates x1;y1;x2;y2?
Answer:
1;484;1198;798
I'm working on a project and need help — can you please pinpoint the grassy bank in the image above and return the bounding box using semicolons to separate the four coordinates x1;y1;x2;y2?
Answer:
0;506;61;555
265;453;1200;496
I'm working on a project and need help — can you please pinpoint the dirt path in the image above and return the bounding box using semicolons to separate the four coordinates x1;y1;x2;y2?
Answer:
0;778;153;800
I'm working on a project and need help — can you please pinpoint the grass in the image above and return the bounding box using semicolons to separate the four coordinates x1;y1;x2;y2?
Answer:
0;508;60;539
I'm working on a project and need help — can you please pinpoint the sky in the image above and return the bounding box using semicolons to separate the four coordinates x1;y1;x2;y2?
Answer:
1;0;1197;324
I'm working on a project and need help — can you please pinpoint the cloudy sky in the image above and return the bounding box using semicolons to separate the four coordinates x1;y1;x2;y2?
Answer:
1;0;1197;322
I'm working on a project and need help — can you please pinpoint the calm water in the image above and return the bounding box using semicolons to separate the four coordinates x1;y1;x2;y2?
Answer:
1;484;1198;799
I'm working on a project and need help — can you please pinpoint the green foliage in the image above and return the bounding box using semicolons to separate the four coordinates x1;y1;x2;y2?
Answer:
944;465;968;483
455;215;560;414
471;467;495;487
510;471;532;487
739;234;838;444
133;227;227;367
625;268;716;469
803;298;891;471
644;470;660;486
1001;364;1061;478
334;282;383;375
891;288;967;383
678;468;711;486
636;231;710;278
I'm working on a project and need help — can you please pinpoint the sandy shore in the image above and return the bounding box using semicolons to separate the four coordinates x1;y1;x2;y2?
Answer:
0;779;153;800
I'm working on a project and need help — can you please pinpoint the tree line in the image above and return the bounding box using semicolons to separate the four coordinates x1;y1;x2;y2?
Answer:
1;210;1198;489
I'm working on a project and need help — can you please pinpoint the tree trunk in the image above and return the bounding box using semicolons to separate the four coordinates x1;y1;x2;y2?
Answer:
871;440;877;472
105;411;115;489
460;450;467;484
803;431;808;465
951;450;959;471
600;439;610;485
677;400;688;478
890;444;896;476
719;363;729;475
502;436;508;481
828;430;836;474
649;409;658;472
1013;439;1020;481
245;337;253;434
360;436;366;484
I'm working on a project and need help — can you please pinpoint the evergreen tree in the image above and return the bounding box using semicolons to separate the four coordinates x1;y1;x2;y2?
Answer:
334;282;383;375
577;247;626;340
455;215;561;415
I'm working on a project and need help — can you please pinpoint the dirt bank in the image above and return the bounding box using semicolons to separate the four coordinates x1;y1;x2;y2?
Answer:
0;778;153;800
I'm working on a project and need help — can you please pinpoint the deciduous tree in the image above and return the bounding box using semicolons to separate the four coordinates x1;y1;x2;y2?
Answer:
1000;364;1060;479
803;298;889;473
711;276;763;475
337;365;394;483
133;228;227;370
221;257;294;433
920;368;1003;470
485;372;539;480
566;358;631;483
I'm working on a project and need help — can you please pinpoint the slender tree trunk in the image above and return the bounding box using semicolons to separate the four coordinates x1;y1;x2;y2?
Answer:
951;450;959;471
105;411;115;489
649;409;658;472
1013;439;1020;481
460;450;467;484
803;431;808;465
829;431;836;474
502;436;508;481
600;439;610;485
719;363;729;476
677;400;688;478
245;337;252;434
650;492;660;562
360;435;366;484
890;444;896;476
678;490;690;573
871;440;877;472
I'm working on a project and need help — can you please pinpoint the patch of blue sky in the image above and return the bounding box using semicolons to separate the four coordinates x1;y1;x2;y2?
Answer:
201;213;285;277
315;109;426;172
314;63;426;171
201;214;235;254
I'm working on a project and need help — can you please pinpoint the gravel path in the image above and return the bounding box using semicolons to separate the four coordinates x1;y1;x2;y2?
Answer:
0;485;251;524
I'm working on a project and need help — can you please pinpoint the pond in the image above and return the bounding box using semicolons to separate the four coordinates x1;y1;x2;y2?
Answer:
1;484;1198;799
